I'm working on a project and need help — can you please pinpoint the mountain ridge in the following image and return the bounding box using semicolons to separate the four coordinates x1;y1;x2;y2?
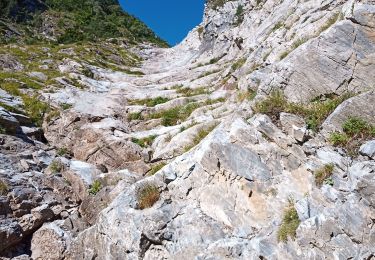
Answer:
0;0;168;46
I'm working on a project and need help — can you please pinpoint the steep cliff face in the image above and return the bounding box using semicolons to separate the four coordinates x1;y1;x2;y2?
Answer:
1;0;375;259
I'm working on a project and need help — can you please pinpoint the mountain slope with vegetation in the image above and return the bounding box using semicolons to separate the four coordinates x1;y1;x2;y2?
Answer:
0;0;168;46
1;0;375;259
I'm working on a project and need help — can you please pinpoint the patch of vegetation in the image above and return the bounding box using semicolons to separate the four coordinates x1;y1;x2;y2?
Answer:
277;202;300;242
128;112;143;121
314;164;334;187
206;0;233;10
0;179;8;196
137;183;160;209
50;160;63;174
272;22;284;32
147;162;167;176
57;147;69;157
131;135;157;148
22;95;50;126
329;117;375;155
60;103;72;110
88;180;102;195
149;102;201;126
197;70;221;79
176;86;209;97
231;58;247;71
0;126;6;134
234;5;244;26
45;109;60;123
184;124;217;152
128;97;169;107
1;0;169;47
255;91;353;131
237;89;256;102
279;38;307;60
318;13;340;34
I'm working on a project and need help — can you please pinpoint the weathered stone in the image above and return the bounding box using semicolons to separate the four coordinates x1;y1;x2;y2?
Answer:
359;140;375;159
31;220;72;260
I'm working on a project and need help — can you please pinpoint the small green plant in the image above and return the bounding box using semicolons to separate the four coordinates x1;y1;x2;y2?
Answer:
255;91;353;131
318;13;340;34
231;58;246;71
197;70;221;79
184;124;217;152
149;102;201;126
148;162;167;176
329;132;349;146
272;22;284;32
128;97;169;107
57;147;69;156
0;180;8;196
137;183;160;209
128;112;143;121
314;164;334;187
329;117;375;155
131;135;157;148
88;180;102;195
50;160;63;174
0;127;6;134
237;89;256;102
234;5;244;26
176;86;209;97
60;103;73;110
277;203;300;242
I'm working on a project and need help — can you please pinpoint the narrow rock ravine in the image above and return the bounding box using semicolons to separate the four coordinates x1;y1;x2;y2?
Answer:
1;0;375;259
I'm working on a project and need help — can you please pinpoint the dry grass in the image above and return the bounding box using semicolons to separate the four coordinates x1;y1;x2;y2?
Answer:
137;183;160;209
314;164;334;187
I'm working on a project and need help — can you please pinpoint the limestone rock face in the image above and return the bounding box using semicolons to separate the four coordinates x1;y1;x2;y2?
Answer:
2;0;375;259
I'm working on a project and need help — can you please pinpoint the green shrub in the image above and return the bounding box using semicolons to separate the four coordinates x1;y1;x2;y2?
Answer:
22;95;50;126
148;162;167;176
255;91;353;131
150;102;201;126
329;117;375;155
231;58;246;71
57;147;69;156
329;132;349;146
50;160;63;174
234;5;244;26
128;97;169;107
0;180;8;196
314;164;334;187
176;86;209;97
137;183;160;209
237;90;256;102
60;103;72;110
128;112;143;121
88;180;102;195
184;124;217;152
277;203;300;242
131;135;157;148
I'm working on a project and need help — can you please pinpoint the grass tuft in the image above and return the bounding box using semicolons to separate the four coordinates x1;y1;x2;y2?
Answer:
277;202;300;242
88;180;102;195
329;117;375;155
137;183;160;209
147;162;167;176
0;180;8;196
314;164;334;187
131;135;157;148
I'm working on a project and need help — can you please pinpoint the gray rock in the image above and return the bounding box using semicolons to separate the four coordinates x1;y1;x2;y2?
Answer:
359;140;375;159
0;107;20;134
280;112;307;142
0;54;24;71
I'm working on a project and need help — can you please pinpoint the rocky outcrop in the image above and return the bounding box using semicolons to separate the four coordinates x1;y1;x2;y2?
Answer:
2;0;375;259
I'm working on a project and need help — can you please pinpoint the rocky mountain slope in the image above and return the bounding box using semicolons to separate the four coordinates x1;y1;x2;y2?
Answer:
1;0;375;259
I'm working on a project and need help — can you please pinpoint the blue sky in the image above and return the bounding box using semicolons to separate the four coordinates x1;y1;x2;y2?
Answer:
119;0;205;46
